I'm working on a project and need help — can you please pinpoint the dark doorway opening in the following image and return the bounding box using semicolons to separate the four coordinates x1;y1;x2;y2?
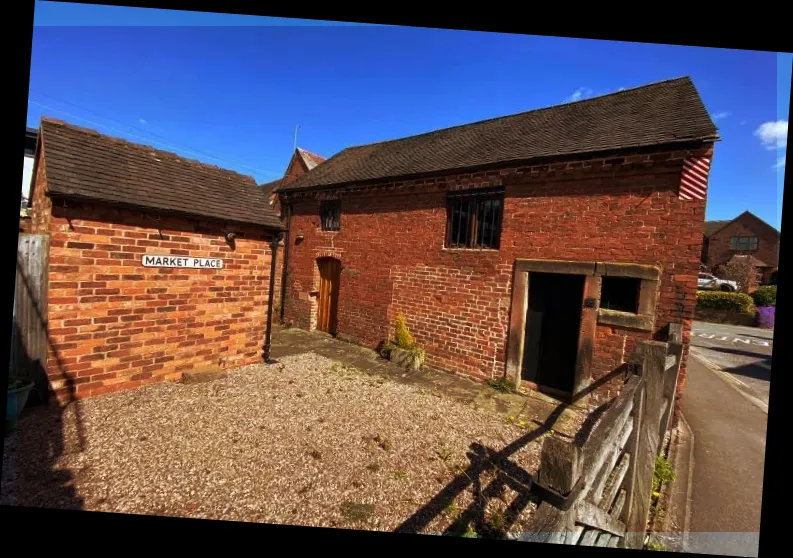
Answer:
521;272;585;396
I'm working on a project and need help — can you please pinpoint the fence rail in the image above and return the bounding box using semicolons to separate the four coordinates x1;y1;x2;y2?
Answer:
515;324;684;549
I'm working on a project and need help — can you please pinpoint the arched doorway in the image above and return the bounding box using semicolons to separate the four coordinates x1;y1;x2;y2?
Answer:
316;257;341;334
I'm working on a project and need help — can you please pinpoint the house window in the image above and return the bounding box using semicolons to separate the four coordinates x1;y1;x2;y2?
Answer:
730;236;759;250
445;188;504;249
320;200;340;232
600;276;641;314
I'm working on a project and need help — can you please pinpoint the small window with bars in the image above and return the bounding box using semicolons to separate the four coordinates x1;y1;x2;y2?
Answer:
320;200;341;232
729;236;759;250
445;189;504;249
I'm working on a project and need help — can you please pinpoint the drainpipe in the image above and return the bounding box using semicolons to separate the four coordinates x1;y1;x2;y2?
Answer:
279;195;292;324
263;231;282;362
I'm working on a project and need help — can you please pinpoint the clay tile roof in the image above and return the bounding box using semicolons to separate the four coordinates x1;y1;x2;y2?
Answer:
277;76;719;192
296;147;326;170
37;118;283;229
704;220;730;237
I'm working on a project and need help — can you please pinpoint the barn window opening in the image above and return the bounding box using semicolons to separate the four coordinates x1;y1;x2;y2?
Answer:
729;236;758;250
600;276;641;314
320;200;341;232
445;188;504;249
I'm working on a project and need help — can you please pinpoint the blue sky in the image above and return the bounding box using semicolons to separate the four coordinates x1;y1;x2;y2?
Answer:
27;2;790;229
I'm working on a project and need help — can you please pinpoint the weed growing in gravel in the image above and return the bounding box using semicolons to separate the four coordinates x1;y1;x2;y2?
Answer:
374;435;393;452
394;469;408;480
436;445;453;462
340;501;374;523
461;526;478;538
488;377;517;393
485;508;508;538
442;502;459;518
646;539;667;551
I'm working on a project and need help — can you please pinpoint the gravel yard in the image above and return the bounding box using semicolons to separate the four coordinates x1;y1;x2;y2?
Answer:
2;352;548;535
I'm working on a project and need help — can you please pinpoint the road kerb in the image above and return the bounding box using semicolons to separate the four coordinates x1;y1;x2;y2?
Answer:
689;349;768;414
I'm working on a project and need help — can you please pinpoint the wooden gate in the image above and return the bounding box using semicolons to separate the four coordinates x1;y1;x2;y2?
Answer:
316;258;340;334
517;325;684;549
11;234;49;402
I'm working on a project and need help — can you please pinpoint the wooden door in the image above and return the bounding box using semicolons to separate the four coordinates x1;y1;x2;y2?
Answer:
317;258;341;334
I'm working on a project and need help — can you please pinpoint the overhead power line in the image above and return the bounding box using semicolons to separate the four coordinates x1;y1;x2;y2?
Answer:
27;94;282;179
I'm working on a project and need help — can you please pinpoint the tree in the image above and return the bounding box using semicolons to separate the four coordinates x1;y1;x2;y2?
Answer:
715;256;761;293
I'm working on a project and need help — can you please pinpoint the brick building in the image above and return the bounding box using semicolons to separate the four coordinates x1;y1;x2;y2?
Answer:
702;211;780;285
26;118;283;402
275;77;719;406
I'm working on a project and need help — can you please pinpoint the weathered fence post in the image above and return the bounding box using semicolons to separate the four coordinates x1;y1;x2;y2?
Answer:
623;340;667;549
659;323;683;443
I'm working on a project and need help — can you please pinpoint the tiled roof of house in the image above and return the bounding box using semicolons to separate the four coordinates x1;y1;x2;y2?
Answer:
276;76;719;192
296;147;326;170
37;118;283;229
704;211;780;238
704;220;730;237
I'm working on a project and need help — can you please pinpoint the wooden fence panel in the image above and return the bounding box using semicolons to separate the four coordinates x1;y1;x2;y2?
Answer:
524;327;684;550
10;234;49;402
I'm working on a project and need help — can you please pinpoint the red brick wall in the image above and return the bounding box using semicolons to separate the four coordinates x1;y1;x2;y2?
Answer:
34;193;275;402
29;153;52;235
705;213;779;269
283;145;712;404
282;152;308;186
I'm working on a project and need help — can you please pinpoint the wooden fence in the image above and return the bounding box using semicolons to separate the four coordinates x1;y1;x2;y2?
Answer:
10;233;49;402
515;324;683;549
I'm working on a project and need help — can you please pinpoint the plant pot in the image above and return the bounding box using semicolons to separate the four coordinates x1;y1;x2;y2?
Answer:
6;378;35;435
390;347;425;372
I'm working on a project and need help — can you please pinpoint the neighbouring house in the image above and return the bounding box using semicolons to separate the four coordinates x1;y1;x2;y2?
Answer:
25;117;283;402
702;210;780;285
20;127;38;232
261;147;328;318
275;76;719;406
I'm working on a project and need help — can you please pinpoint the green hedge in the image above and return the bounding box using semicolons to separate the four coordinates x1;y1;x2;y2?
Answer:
696;291;755;314
752;285;776;307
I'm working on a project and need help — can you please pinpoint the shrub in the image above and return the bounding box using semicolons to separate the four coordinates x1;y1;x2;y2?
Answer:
696;291;755;314
652;455;675;493
751;285;776;307
757;306;775;329
394;312;416;349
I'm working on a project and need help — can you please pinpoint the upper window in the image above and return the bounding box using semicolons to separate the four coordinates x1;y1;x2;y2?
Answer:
320;200;341;232
729;236;759;251
600;276;641;314
445;188;504;249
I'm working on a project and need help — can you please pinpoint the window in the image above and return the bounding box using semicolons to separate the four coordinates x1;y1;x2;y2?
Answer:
600;276;641;314
320;200;340;232
730;236;759;250
445;188;504;249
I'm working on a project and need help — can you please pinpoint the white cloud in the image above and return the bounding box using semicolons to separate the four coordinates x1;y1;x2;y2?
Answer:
774;154;786;169
566;87;594;103
754;120;788;150
711;111;730;121
618;86;626;91
139;118;147;125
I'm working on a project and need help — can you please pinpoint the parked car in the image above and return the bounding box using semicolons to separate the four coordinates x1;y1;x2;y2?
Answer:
698;272;738;292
